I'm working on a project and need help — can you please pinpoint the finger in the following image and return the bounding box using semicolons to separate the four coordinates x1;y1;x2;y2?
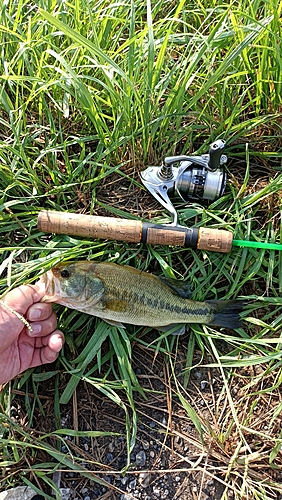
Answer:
0;285;48;353
30;331;65;367
26;302;53;322
1;284;45;317
48;331;65;353
27;311;58;337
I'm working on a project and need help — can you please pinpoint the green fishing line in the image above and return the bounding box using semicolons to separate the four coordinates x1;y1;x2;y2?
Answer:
233;239;282;251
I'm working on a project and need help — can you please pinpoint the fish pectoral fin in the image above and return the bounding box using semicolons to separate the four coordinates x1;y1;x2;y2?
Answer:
157;324;187;335
103;318;126;328
158;276;192;298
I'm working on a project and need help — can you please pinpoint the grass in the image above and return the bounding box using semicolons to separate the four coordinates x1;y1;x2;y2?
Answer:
0;0;282;498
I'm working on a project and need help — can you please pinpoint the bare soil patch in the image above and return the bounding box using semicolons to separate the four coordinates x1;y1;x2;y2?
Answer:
9;331;282;500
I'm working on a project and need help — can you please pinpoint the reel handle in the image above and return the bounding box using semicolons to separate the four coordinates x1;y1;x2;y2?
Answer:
208;139;226;170
37;210;233;253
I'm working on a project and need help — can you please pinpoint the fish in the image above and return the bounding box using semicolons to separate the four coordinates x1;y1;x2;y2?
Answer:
37;261;245;333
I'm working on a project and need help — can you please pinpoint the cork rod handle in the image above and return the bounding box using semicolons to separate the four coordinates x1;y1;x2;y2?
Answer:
37;210;233;253
38;210;142;243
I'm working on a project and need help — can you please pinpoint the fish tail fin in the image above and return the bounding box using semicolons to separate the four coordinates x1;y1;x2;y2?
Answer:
207;300;246;329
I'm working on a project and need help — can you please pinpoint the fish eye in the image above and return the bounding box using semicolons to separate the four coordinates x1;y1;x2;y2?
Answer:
60;269;70;278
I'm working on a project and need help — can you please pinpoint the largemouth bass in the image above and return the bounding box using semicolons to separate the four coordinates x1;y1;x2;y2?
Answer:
38;261;245;332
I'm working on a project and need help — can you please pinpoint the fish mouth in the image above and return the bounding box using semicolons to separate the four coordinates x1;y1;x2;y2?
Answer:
36;270;62;303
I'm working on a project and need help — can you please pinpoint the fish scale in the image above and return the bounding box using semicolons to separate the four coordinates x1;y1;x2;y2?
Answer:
100;272;212;324
38;261;246;331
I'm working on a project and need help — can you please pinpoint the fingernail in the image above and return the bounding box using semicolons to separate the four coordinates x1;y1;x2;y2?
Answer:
29;306;42;321
30;323;42;335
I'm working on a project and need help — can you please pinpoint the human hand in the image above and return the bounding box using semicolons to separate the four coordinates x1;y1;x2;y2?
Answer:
0;284;64;386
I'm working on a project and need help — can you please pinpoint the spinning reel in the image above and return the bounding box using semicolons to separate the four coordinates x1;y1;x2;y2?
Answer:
141;139;227;225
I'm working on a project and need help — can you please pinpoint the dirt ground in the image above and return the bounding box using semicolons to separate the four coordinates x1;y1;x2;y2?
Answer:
9;330;282;500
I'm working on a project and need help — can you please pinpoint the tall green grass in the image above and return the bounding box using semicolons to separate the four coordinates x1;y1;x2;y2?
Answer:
1;0;282;498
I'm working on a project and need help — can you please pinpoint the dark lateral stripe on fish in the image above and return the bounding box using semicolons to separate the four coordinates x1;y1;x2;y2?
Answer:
143;295;211;316
104;288;211;317
161;303;211;316
115;290;211;317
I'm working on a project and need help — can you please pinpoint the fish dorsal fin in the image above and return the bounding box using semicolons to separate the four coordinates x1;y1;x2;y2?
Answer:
158;276;192;298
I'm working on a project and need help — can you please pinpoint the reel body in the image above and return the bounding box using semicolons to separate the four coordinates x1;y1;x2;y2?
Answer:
141;139;227;225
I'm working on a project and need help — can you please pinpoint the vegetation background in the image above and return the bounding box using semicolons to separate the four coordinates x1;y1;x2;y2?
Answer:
0;0;282;499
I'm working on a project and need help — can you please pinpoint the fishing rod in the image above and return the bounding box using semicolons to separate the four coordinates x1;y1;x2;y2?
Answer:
37;210;282;254
37;140;281;253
